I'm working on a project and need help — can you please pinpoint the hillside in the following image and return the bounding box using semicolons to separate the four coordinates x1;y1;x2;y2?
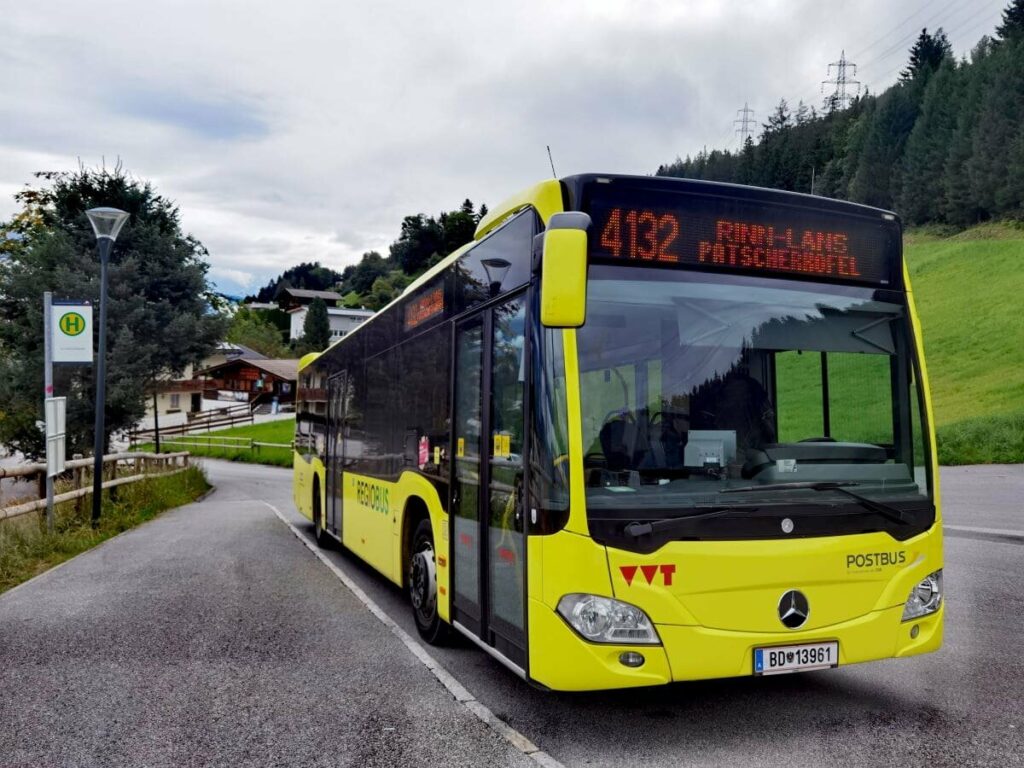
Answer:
906;224;1024;463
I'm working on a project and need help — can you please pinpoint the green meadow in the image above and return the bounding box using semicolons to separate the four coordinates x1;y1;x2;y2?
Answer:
778;223;1023;464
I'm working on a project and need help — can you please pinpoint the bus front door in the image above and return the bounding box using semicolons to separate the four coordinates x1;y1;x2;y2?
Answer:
451;295;528;671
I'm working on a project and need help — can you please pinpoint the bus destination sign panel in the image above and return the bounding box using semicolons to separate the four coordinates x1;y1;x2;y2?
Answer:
404;284;445;331
585;192;894;285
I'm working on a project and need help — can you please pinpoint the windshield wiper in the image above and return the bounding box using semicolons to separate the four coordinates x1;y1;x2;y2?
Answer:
720;481;907;524
624;506;758;538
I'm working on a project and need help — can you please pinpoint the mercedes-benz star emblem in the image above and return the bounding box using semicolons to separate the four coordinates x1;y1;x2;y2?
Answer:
778;589;810;629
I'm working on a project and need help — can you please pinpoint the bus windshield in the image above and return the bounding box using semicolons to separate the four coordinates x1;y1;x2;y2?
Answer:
576;264;930;514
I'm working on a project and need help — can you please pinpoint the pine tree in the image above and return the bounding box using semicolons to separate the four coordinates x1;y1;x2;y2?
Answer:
900;28;953;83
943;38;996;225
996;0;1024;41
898;59;962;223
848;85;918;208
302;297;331;351
966;37;1024;216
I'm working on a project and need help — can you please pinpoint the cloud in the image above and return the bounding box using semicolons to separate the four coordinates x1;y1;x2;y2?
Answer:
111;88;270;141
0;0;1009;293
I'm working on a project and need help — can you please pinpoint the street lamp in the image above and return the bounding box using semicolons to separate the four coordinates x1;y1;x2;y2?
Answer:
481;257;511;297
86;207;129;525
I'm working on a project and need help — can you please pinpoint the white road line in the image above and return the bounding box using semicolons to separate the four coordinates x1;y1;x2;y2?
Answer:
944;524;1024;541
263;501;564;768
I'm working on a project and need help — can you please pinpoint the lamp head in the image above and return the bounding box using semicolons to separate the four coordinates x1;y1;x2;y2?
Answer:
86;207;130;242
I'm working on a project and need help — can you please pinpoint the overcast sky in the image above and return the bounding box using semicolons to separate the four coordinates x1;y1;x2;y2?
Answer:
0;0;1007;296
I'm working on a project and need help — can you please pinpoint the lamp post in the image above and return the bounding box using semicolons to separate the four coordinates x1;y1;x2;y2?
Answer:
86;207;130;525
481;257;511;297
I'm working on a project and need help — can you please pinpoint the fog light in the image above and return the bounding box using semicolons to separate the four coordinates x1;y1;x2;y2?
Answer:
619;651;645;668
910;624;920;639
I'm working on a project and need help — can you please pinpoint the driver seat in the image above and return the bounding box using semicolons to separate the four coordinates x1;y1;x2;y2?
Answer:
599;412;641;471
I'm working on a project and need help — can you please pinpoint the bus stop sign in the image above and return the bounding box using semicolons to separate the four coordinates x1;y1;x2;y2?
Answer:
52;301;93;364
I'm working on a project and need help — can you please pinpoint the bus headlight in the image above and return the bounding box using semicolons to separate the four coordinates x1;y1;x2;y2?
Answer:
556;594;661;645
901;569;942;621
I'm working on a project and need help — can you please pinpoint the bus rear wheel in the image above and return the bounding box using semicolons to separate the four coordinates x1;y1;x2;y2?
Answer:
312;485;330;549
409;518;451;645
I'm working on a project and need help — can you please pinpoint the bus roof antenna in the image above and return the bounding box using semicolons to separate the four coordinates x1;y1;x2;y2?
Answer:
546;145;557;179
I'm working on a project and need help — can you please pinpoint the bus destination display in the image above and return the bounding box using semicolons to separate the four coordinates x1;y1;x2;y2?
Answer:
586;194;893;285
404;285;445;331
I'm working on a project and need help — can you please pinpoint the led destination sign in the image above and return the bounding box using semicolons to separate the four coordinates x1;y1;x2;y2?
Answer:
404;284;445;331
586;193;895;285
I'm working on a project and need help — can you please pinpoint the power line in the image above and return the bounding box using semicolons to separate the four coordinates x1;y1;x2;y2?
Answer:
734;103;757;144
821;50;862;111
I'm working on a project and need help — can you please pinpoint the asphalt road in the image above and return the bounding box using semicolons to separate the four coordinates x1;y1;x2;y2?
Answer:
2;460;1021;767
0;463;533;768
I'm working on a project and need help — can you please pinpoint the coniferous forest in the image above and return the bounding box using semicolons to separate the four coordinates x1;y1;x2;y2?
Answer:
657;4;1024;227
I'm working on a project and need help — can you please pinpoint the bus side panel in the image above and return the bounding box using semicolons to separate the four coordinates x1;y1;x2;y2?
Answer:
389;472;451;622
341;471;397;583
340;471;449;612
292;451;322;523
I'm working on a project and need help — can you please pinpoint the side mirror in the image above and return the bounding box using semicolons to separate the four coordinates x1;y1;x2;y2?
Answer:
540;212;590;328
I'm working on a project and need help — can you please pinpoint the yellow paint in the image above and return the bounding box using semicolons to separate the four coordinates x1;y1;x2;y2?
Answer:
475;179;564;239
540;228;588;327
337;470;452;622
297;351;321;372
904;261;943;520
292;181;942;692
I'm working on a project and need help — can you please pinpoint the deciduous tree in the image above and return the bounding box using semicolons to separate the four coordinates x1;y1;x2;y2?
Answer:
0;166;225;458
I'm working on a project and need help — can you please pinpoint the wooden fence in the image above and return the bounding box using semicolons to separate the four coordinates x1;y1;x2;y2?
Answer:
128;404;254;445
157;436;292;455
0;452;191;522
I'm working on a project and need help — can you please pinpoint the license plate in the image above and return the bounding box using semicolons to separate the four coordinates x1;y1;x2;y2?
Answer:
753;641;838;675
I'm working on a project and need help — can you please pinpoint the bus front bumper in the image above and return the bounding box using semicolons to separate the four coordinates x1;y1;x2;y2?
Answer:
527;599;943;691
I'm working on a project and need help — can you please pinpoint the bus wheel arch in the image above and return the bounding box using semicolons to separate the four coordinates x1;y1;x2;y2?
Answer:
404;498;450;644
312;475;330;548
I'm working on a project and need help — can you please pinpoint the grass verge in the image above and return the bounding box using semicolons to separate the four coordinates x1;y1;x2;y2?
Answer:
141;418;294;468
0;466;210;594
936;411;1024;466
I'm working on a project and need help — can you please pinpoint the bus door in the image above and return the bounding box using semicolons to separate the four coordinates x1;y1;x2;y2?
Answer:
451;294;528;669
326;371;346;536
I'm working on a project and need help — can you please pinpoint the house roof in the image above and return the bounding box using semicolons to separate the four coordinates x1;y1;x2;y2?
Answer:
287;305;374;317
275;287;342;302
198;358;299;381
216;341;267;359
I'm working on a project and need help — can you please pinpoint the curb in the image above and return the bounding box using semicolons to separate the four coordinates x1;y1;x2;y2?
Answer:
264;501;565;768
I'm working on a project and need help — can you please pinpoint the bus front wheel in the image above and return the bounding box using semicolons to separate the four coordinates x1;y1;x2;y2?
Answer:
409;518;451;645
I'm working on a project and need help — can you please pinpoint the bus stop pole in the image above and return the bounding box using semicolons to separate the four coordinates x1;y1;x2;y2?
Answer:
43;291;54;532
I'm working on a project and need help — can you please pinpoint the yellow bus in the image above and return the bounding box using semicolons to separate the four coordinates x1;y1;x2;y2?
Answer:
293;174;942;691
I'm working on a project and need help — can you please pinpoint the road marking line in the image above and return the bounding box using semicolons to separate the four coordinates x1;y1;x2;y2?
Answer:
263;502;564;768
945;524;1024;542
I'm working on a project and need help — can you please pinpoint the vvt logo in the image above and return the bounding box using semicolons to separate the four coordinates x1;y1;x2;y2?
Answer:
619;564;676;586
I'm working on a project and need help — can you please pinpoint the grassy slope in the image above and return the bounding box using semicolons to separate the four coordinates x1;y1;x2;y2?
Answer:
905;226;1024;424
906;225;1024;464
